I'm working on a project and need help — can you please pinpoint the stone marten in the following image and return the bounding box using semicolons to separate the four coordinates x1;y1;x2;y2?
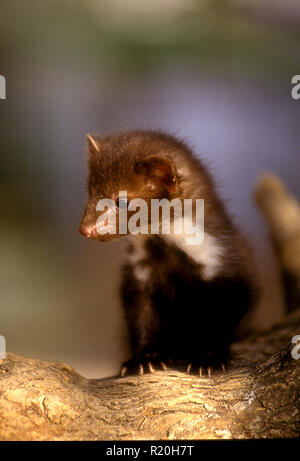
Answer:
79;130;258;377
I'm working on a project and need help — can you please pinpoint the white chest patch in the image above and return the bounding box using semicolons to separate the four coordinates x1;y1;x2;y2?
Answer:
126;242;151;284
167;227;225;281
126;224;225;282
134;265;151;283
126;244;146;265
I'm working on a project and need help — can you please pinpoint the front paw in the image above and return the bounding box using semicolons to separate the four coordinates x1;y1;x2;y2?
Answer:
185;352;227;378
120;353;168;377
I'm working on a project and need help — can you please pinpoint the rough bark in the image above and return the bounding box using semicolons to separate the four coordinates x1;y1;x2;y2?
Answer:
0;309;299;441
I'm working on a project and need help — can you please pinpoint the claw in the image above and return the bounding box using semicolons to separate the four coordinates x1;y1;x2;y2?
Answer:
138;363;144;375
148;362;155;373
207;366;213;378
160;361;167;371
221;363;226;373
120;366;127;377
187;363;192;374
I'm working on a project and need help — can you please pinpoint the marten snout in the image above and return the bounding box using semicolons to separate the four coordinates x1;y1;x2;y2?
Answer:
79;222;97;239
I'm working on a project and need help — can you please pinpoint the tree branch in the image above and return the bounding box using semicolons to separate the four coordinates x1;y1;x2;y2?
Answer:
0;309;299;440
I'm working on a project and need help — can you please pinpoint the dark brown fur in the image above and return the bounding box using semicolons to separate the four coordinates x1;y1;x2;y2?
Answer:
80;130;258;375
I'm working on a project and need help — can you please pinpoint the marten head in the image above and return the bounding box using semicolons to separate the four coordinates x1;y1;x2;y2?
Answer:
79;130;187;242
79;130;212;242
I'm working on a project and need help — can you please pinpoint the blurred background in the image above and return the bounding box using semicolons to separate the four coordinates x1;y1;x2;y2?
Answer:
0;0;300;378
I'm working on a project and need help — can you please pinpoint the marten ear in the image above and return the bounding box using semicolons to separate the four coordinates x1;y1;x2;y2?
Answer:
86;134;101;154
134;155;176;186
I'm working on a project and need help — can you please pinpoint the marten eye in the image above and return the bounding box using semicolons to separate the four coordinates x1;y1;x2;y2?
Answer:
116;197;129;209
